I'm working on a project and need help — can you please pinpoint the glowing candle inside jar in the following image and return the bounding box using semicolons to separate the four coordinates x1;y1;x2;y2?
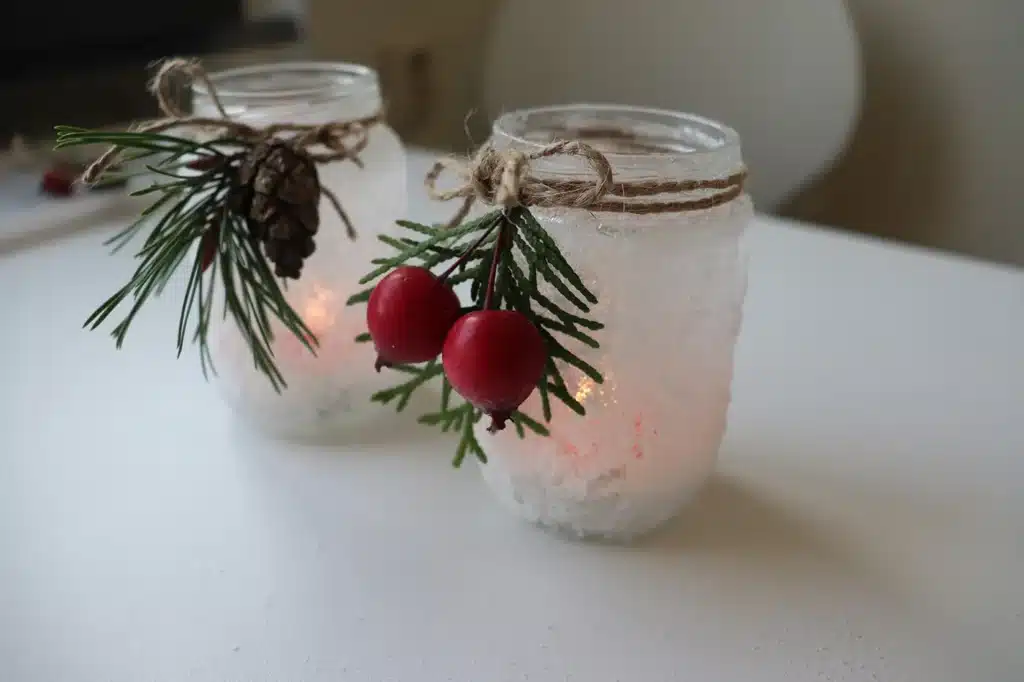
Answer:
478;367;725;540
214;280;384;436
471;104;748;541
194;60;409;439
547;373;653;473
280;283;340;360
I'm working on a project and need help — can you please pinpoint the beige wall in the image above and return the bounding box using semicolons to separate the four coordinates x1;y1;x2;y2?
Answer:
306;0;498;146
786;0;1024;266
303;0;1024;266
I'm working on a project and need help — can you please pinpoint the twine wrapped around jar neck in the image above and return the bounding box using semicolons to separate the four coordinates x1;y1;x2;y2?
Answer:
426;132;747;227
82;57;385;185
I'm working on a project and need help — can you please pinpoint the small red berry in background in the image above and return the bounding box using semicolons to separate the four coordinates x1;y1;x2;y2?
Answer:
187;155;223;172
40;165;77;197
199;227;220;272
367;265;462;370
443;309;547;432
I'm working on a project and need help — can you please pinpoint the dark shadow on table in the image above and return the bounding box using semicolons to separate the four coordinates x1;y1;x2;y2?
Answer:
640;474;829;556
636;473;912;610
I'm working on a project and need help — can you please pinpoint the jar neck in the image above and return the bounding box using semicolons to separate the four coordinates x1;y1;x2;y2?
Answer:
491;104;744;183
192;62;382;126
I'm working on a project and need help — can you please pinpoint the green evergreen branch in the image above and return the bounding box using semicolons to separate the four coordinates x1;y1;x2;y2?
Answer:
418;381;472;436
512;230;592;312
511;411;550;437
545;380;587;416
445;269;480;286
54;126;240;157
60;127;317;392
346;289;373;306
498;256;554;420
471;249;494;305
177;235;207;355
441;379;453;411
539;379;553;421
357;213;499;285
508;257;604;331
370;359;445;410
105;189;183;252
513;209;598;304
540;329;604;384
350;206;605;466
453;407;486;467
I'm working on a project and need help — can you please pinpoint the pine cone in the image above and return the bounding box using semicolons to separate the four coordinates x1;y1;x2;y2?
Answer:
234;141;321;279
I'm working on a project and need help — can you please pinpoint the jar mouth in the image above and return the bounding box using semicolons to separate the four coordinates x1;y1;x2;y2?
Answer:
192;62;380;104
491;104;740;160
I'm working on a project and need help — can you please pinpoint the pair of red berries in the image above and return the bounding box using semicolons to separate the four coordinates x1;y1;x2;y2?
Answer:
366;265;547;430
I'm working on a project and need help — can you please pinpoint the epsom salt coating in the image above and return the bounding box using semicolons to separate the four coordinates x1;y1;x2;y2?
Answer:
477;105;750;540
353;104;750;540
193;61;408;437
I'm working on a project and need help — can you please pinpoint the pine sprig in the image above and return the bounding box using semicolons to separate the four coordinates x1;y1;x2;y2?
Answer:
513;209;598;304
453;407;486;467
57;127;316;392
371;359;445;411
351;206;603;465
357;212;500;285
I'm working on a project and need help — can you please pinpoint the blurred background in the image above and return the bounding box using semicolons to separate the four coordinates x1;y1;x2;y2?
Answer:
2;0;1022;265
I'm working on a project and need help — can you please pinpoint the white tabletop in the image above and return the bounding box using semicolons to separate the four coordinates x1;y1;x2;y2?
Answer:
2;151;1022;682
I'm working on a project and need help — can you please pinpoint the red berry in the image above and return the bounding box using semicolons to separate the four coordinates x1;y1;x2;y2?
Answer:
199;227;219;272
187;156;223;171
41;167;75;197
442;310;547;432
367;266;462;369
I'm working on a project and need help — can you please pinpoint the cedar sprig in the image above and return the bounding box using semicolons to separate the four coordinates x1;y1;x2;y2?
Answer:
349;207;603;466
54;127;316;392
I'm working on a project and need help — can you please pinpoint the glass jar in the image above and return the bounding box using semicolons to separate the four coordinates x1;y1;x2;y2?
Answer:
476;105;751;540
192;63;407;438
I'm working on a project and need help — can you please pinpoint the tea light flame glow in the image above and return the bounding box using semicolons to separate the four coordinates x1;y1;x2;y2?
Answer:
302;284;338;336
575;376;595;403
552;373;647;466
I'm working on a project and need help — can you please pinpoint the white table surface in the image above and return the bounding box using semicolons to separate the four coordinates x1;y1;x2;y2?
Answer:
2;151;1022;682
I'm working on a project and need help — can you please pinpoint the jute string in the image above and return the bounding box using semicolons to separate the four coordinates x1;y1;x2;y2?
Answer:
426;136;746;227
82;57;384;185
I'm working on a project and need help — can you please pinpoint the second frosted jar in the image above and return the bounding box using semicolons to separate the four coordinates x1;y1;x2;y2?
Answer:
193;62;407;438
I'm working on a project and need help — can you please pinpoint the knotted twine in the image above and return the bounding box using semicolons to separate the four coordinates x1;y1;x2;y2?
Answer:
81;57;384;186
426;138;747;227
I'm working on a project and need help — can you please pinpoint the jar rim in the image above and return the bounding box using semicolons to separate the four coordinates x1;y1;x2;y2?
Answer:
491;104;741;161
192;61;379;102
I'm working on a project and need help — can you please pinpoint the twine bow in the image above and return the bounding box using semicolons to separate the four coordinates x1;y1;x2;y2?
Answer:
426;137;747;227
82;57;383;185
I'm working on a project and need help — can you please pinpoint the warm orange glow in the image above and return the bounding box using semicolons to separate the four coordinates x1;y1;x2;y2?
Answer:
557;372;648;464
302;284;338;336
574;376;595;403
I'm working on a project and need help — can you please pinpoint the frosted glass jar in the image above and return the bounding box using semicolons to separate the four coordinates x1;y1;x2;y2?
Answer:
477;105;751;540
193;63;407;438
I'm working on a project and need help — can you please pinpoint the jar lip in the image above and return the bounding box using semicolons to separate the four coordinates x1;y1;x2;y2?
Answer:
491;103;741;160
192;61;379;102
